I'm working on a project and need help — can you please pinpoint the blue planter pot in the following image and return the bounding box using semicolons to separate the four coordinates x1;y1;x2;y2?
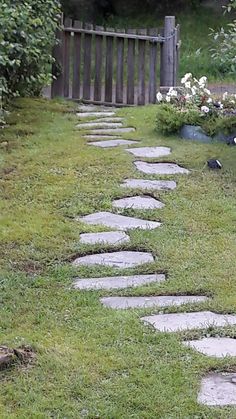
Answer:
180;125;236;144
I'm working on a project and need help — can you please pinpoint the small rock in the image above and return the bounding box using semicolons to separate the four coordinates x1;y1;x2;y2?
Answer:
207;159;222;169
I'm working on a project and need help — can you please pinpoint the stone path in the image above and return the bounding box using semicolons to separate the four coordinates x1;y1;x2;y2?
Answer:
74;104;236;407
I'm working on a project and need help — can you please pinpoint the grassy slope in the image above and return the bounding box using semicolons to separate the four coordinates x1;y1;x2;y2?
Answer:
0;98;236;418
105;6;233;82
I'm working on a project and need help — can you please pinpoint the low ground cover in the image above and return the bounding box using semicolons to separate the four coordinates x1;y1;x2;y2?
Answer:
0;98;236;417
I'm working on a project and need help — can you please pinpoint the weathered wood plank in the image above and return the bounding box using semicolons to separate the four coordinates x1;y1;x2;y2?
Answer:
105;28;114;103
51;27;64;98
83;23;93;100
72;20;82;99
161;16;176;87
63;18;72;97
116;28;125;104
148;28;158;104
137;29;146;105
127;29;136;105
94;25;104;102
64;27;163;42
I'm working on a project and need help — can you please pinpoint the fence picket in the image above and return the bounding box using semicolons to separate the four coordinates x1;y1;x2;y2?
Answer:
116;28;125;104
105;28;114;103
72;20;82;99
148;28;158;104
63;18;72;97
83;23;93;100
127;29;136;105
137;29;146;105
94;26;104;102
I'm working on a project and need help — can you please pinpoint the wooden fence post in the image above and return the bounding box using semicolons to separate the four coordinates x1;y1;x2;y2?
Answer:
161;16;176;87
51;26;64;98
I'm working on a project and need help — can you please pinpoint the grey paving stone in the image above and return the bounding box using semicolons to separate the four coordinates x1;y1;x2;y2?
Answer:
77;105;115;112
126;146;171;158
77;122;123;130
93;117;124;123
141;311;236;332
77;211;161;231
91;128;135;135
121;179;177;191
83;135;122;140
112;196;165;210
80;231;130;245
183;337;236;358
198;372;236;406
73;273;166;290
89;139;138;148
101;295;209;309
76;112;116;118
135;161;190;175
72;251;154;268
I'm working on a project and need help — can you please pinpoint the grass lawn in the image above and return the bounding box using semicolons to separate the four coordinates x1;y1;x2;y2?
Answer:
0;98;236;418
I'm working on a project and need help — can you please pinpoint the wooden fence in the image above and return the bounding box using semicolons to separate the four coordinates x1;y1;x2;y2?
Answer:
51;16;180;106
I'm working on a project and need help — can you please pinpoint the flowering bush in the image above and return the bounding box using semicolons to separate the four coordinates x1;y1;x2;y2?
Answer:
156;73;236;137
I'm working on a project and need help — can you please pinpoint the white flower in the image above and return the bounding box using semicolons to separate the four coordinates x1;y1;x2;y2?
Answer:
185;94;192;101
181;73;192;84
218;102;224;109
156;92;163;102
185;81;191;89
223;92;228;100
201;106;210;113
207;98;213;103
204;88;211;95
166;96;171;102
191;87;197;95
198;76;207;87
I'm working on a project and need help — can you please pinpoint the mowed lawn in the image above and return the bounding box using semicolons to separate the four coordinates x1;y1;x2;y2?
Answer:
0;98;236;418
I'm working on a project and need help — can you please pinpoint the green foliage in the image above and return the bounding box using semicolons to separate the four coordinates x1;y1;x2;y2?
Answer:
203;114;236;136
0;0;61;98
156;104;201;135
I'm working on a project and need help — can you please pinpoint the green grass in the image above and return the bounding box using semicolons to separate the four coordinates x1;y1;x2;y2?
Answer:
105;6;235;82
0;98;236;417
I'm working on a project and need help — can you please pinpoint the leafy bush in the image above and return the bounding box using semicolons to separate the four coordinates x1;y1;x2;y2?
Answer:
0;0;61;98
156;104;201;135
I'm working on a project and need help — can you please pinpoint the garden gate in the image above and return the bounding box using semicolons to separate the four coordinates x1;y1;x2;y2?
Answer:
51;16;180;106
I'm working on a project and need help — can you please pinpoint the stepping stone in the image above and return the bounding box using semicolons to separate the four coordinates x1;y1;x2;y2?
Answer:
141;311;236;333
112;196;165;210
183;337;236;358
80;231;130;245
77;211;161;231
121;179;177;191
73;273;166;290
84;135;122;141
77;105;114;112
126;147;171;158
135;162;190;175
198;372;236;406
91;128;135;135
72;251;154;268
101;295;208;310
94;117;124;123
77;122;123;130
76;112;116;119
89;139;138;148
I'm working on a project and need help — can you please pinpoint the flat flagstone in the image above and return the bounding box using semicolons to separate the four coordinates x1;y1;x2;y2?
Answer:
89;139;138;148
76;112;116;118
135;161;190;175
77;105;115;112
101;295;209;310
112;196;165;210
77;122;123;130
121;179;177;191
141;311;236;332
183;337;236;358
77;211;161;231
83;135;122;141
73;273;166;290
80;231;130;245
91;128;135;135
126;146;171;158
72;251;154;268
94;117;124;123
198;372;236;406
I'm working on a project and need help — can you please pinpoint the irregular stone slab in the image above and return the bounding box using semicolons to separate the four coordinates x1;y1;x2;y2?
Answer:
112;196;165;210
72;251;154;268
141;311;236;332
91;128;135;135
77;122;123;130
183;337;236;358
198;372;236;406
80;231;130;245
89;139;138;148
121;179;177;191
76;112;116;118
126;147;171;158
101;295;209;310
73;273;166;290
94;117;124;123
77;105;115;112
135;161;190;175
77;211;161;231
84;135;122;141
